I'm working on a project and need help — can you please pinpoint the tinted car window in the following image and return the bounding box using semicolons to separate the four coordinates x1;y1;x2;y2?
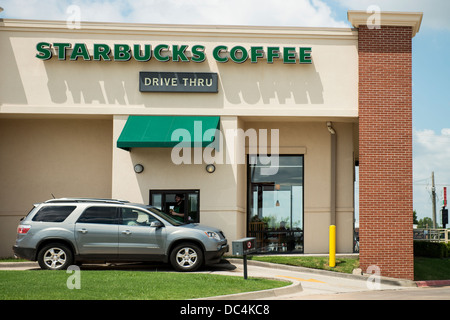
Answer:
121;208;159;226
77;206;118;224
32;206;76;222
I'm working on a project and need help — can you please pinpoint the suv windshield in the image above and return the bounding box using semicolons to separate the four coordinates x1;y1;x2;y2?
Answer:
146;206;186;226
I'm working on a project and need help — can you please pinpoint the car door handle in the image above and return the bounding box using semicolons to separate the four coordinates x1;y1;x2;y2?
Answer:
122;230;131;235
78;228;88;234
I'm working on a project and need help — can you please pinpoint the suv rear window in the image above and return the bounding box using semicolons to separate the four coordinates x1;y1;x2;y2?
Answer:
32;206;76;222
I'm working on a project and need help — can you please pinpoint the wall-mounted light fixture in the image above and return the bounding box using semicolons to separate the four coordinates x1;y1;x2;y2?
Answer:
275;184;281;206
134;164;144;174
326;121;336;135
205;164;216;173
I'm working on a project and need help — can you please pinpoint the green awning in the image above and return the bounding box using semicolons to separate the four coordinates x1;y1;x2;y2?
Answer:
117;116;220;151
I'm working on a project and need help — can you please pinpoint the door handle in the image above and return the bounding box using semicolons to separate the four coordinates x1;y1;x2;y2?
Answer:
122;230;131;235
78;228;88;234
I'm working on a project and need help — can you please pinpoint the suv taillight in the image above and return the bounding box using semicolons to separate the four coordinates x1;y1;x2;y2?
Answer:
17;225;31;234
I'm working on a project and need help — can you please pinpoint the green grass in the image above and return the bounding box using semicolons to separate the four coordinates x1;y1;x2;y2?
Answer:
414;257;450;281
247;255;450;281
0;270;289;300
0;258;27;262
248;255;360;274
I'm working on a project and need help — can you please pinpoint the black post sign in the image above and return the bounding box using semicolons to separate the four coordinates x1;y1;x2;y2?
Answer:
139;71;218;93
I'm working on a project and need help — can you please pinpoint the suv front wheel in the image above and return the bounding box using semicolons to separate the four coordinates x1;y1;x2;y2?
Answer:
37;243;73;270
170;243;203;272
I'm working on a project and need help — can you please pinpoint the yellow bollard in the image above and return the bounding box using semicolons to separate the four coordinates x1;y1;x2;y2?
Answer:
329;225;336;267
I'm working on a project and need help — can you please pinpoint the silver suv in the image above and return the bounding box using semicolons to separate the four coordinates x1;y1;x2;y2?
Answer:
13;198;228;271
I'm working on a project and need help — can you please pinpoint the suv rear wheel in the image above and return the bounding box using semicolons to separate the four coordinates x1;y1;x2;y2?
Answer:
170;243;203;272
37;243;73;270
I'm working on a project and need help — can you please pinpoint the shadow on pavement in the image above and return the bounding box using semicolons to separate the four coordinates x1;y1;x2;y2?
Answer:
75;259;238;273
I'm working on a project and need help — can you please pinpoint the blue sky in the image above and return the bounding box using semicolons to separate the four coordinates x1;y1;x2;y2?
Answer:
1;0;449;222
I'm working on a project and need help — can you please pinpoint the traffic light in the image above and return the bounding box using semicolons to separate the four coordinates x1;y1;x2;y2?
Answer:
442;208;448;227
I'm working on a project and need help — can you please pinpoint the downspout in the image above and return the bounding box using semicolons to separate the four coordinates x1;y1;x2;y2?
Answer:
327;122;337;226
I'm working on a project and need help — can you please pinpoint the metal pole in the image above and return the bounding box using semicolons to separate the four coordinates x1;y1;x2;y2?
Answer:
432;172;437;228
329;225;336;267
327;122;337;226
243;254;248;280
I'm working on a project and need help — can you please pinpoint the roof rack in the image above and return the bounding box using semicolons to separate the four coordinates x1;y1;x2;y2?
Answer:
45;198;130;204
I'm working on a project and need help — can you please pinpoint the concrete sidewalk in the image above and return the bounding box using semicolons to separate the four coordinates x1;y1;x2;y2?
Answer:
199;258;450;300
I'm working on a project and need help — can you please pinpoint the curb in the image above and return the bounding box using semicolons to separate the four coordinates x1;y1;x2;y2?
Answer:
416;280;450;287
195;279;302;300
0;262;39;269
226;259;419;288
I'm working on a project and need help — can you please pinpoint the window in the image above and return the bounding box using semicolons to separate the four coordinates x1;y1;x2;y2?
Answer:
77;206;118;224
247;155;304;253
120;208;159;226
32;206;76;222
150;190;200;223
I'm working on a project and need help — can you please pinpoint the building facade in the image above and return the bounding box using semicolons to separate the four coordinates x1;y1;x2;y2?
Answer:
0;10;422;279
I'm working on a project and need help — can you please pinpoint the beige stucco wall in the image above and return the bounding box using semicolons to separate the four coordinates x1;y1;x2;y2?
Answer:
111;117;355;253
112;116;247;243
0;118;113;257
0;20;358;118
0;19;358;256
243;120;355;253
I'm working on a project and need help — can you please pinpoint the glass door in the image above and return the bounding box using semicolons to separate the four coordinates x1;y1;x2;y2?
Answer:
150;190;200;223
248;155;304;253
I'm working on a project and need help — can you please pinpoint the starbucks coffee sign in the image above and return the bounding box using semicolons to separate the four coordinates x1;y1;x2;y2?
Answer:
35;42;312;64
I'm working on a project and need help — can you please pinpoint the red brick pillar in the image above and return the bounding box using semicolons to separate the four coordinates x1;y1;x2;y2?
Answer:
350;12;422;280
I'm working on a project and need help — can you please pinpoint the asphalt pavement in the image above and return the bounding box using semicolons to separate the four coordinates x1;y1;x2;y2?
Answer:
200;258;450;300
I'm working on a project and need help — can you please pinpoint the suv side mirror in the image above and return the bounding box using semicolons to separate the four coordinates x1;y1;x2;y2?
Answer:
150;221;163;228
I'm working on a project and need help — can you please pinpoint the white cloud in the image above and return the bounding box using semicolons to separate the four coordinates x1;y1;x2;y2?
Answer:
0;0;348;27
413;128;450;221
0;0;130;22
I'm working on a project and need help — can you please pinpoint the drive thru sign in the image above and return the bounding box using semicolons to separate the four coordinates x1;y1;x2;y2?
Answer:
232;237;256;280
232;237;256;256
